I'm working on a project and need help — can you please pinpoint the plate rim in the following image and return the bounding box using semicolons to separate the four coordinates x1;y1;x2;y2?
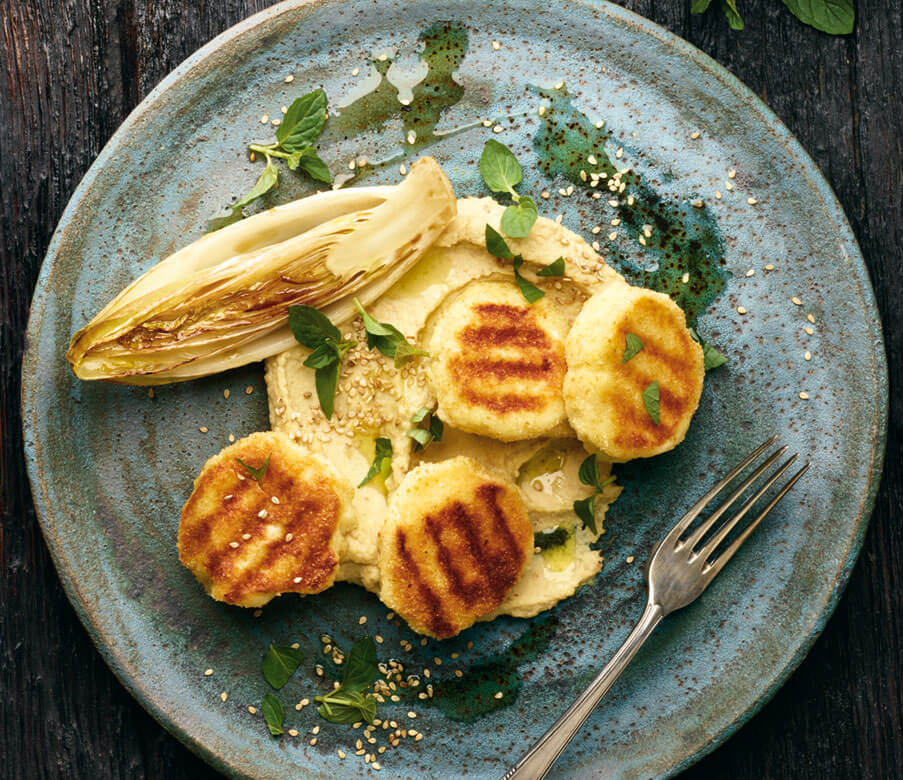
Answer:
21;0;889;777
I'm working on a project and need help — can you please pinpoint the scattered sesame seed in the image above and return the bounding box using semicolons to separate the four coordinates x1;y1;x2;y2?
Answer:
494;691;504;699
805;326;815;335
482;118;493;127
554;81;564;89
284;74;294;83
281;105;288;114
337;750;346;759
537;105;546;116
399;164;407;175
725;180;733;191
285;533;293;543
220;692;228;702
415;733;423;741
248;705;257;714
245;385;254;394
608;231;618;241
591;225;601;234
421;638;428;646
792;297;802;306
199;426;208;433
765;263;775;270
204;668;214;676
229;541;239;549
691;199;704;208
626;555;635;563
492;125;504;134
309;737;317;746
728;169;737;178
745;269;755;277
349;160;357;170
737;306;747;315
682;272;690;283
807;314;816;323
148;388;155;399
228;434;235;443
288;728;299;736
799;392;810;400
258;509;268;519
540;190;550;199
747;197;758;205
407;130;417;144
260;115;269;124
386;612;395;620
555;214;564;224
638;236;647;246
491;40;501;50
271;118;281;126
293;576;302;584
352;67;360;76
359;616;367;625
715;190;722;199
608;198;619;207
312;725;320;735
407;711;417;718
373;763;381;771
804;351;812;361
615;147;623;159
223;389;230;399
455;670;463;677
587;154;598;165
690;130;700;139
595;120;605;129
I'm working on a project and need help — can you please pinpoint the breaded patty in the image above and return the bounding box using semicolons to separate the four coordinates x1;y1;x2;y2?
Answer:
564;283;705;461
378;457;533;638
428;280;568;442
179;431;354;607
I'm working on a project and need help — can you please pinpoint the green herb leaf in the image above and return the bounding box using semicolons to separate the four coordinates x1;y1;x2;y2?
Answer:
501;196;538;238
359;438;393;487
642;381;661;425
536;257;566;277
622;333;645;363
479;138;523;195
261;693;285;736
341;637;379;692
208;161;279;232
407;427;433;449
262;644;304;690
302;342;339;370
720;0;744;30
315;360;340;420
689;328;728;371
690;0;713;12
534;526;569;551
316;688;377;724
297;148;332;184
235;455;270;486
354;299;426;366
393;339;429;368
289;304;342;349
578;454;601;489
485;224;514;259
573;495;597;535
513;256;545;304
411;407;431;424
780;0;853;34
429;415;444;443
276;89;328;151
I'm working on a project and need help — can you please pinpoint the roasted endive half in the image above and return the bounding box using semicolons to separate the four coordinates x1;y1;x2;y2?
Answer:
66;157;457;384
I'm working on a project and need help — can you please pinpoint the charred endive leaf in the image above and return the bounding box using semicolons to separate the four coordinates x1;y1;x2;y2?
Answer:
66;157;457;384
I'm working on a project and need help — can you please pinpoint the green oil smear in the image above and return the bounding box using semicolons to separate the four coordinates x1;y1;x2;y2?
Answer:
531;85;728;323
430;615;559;722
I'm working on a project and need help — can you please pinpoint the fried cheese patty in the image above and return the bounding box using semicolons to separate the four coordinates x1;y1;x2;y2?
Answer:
178;431;354;607
378;457;533;638
564;283;705;461
428;280;568;442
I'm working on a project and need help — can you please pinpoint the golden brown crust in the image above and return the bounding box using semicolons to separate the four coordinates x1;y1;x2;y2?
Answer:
178;431;348;607
379;458;533;638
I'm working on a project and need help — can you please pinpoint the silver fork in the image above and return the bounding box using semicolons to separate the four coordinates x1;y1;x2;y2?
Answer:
503;436;809;780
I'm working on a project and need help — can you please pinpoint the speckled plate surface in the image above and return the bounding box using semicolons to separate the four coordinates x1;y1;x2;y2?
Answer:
22;1;887;778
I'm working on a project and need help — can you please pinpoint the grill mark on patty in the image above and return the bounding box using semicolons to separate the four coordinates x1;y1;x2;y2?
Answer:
477;483;526;582
395;529;455;639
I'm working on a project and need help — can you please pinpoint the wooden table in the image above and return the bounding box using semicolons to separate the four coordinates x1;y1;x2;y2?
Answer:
1;1;900;777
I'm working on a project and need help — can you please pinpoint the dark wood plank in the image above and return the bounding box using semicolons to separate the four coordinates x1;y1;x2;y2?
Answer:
1;1;899;778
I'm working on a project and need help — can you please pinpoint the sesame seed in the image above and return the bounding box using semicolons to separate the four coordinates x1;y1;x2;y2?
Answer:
258;509;268;519
271;119;281;126
352;67;360;76
199;426;208;433
537;105;546;116
349;160;356;170
284;533;293;542
737;306;747;315
293;576;302;584
639;236;647;246
386;612;395;620
373;763;381;771
491;40;501;50
204;668;214;676
591;225;601;234
359;616;367;625
626;555;635;563
715;190;722;199
228;434;235;443
805;326;815;335
399;164;407;176
799;392;810;400
615;147;623;158
148;388;155;399
691;199;703;208
375;635;384;643
765;263;775;270
407;711;417;718
690;130;700;139
423;669;431;678
223;389;230;399
745;269;755;277
415;733;423;741
433;657;442;666
220;692;228;702
309;738;317;746
555;214;564;224
747;197;758;205
248;705;257;714
608;232;618;241
312;726;320;735
540;190;550;199
558;187;568;196
407;130;417;144
792;297;802;305
554;81;564;89
725;180;733;191
807;314;816;323
804;351;812;361
284;74;294;83
596;120;605;129
587;154;598;165
455;670;463;677
260;115;269;124
728;169;737;178
682;272;690;284
229;541;239;549
337;750;346;759
492;125;504;134
608;199;619;207
421;638;428;646
281;105;288;114
494;692;504;699
482;118;493;127
245;385;254;395
288;728;298;736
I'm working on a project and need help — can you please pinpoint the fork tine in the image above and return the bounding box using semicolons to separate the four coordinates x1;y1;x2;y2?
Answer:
669;436;778;541
697;453;799;559
683;445;789;550
703;462;810;577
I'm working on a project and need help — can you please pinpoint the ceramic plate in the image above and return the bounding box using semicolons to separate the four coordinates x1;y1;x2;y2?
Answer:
22;1;887;777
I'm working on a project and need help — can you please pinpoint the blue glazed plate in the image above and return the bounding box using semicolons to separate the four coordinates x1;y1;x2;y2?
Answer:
22;1;887;778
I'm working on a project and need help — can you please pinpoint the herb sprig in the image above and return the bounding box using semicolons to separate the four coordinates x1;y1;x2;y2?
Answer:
573;454;616;534
479;140;538;238
690;328;728;371
235;455;270;486
360;437;393;487
485;225;563;304
407;407;444;451
691;0;854;35
288;304;356;419
315;637;380;725
262;644;304;690
354;299;428;367
209;89;331;231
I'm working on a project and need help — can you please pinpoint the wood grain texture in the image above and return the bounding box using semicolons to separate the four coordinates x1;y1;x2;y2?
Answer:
1;0;900;778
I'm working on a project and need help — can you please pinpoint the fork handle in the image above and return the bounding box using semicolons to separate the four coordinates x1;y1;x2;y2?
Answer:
501;601;664;780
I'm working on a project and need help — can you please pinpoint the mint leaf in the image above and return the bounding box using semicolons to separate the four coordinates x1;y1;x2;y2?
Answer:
721;0;744;30
208;161;278;232
359;438;393;487
578;454;601;489
485;224;514;259
536;257;566;277
235;455;270;486
315;360;340;420
573;495;597;535
288;304;342;349
262;693;285;736
341;637;379;692
780;0;853;34
354;299;426;366
407;409;443;451
501;195;538;238
297;148;331;184
691;0;713;11
316;688;377;724
262;644;304;690
411;407;431;424
513;256;545;304
534;526;569;551
622;333;644;363
689;328;728;371
393;339;429;368
642;381;661;425
277;89;328;151
479;138;522;195
302;343;339;370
